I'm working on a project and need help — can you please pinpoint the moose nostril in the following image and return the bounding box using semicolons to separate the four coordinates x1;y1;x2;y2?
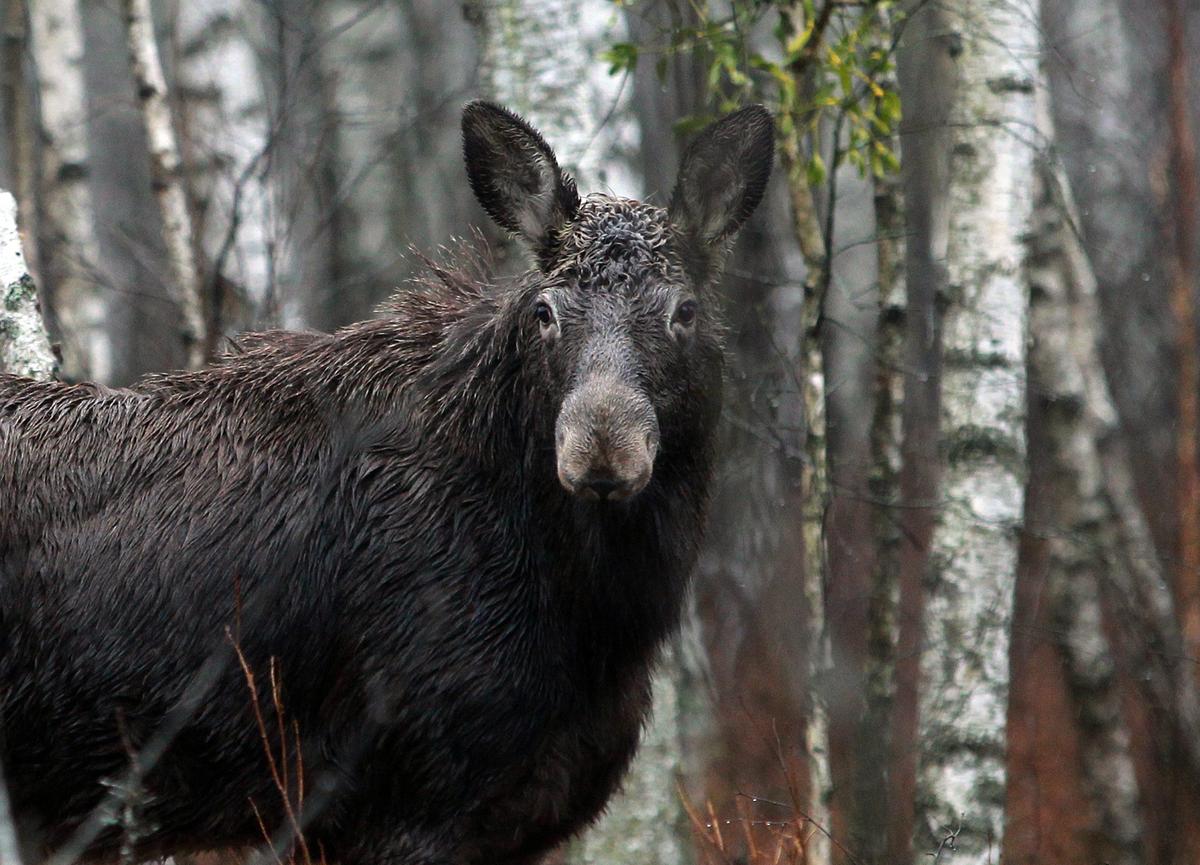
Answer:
584;477;621;500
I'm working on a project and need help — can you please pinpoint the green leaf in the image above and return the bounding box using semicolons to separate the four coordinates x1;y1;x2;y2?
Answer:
600;42;638;75
806;151;826;187
673;115;713;138
880;90;902;123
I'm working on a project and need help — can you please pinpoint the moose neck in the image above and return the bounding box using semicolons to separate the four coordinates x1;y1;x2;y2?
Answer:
396;275;716;675
524;394;715;684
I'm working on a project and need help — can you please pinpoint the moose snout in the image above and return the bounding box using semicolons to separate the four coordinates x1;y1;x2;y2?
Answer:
555;378;660;502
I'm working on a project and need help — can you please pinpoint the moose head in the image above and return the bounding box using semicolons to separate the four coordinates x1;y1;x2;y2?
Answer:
463;101;774;501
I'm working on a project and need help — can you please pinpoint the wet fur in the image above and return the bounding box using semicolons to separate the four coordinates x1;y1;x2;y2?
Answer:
0;104;772;865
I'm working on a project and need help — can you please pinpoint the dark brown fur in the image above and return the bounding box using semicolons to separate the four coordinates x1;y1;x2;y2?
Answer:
0;103;773;865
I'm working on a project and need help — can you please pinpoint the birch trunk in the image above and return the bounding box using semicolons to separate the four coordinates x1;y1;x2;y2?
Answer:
123;0;206;369
1004;88;1141;864
773;21;835;865
914;1;1036;858
256;0;341;331
3;0;39;277
0;191;45;865
28;0;110;381
0;190;56;379
887;4;954;860
854;171;905;865
474;0;636;195
175;0;274;335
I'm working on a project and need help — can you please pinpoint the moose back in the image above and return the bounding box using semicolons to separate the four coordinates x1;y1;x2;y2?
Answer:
0;102;773;865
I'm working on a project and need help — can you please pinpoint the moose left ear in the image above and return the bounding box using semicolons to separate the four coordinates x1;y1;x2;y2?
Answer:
669;105;774;245
462;101;580;259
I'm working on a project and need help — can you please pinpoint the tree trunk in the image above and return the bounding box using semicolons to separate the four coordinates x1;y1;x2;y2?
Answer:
28;0;110;381
850;162;906;865
886;2;954;859
122;0;206;369
2;0;39;279
1003;84;1142;865
0;190;56;378
1162;6;1200;860
174;0;275;337
255;0;341;331
912;1;1036;858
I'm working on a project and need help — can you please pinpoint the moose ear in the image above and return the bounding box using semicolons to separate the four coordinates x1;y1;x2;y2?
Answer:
669;105;774;246
462;101;580;256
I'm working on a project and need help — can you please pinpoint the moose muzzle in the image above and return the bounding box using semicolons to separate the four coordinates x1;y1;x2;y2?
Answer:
555;376;660;502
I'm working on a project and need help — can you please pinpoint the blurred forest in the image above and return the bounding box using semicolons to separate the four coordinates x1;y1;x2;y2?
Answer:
1;0;1199;863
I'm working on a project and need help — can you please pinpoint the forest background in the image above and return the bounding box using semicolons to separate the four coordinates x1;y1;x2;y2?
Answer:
0;1;1197;863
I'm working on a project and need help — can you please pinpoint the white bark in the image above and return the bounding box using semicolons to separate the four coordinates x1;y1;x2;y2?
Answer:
1024;122;1141;861
123;0;206;369
477;0;637;195
0;191;56;380
3;0;39;278
916;1;1037;859
802;334;832;865
564;644;688;865
176;0;273;331
28;0;110;381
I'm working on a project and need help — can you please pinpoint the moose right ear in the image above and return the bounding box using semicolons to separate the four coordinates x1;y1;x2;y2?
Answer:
462;101;580;260
669;105;774;247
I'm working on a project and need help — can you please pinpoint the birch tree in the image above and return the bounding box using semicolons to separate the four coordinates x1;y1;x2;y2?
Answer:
0;190;56;379
28;0;110;381
3;0;39;275
912;1;1036;858
123;0;206;369
1004;86;1142;865
316;0;485;325
255;0;341;331
175;0;275;335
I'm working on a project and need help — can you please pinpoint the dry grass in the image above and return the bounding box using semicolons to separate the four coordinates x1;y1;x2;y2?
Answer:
228;631;324;865
678;756;864;865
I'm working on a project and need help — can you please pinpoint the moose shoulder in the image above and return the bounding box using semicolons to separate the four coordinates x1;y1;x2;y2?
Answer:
0;102;773;865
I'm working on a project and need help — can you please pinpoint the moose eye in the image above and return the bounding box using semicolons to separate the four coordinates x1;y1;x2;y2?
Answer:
674;300;698;327
534;299;558;340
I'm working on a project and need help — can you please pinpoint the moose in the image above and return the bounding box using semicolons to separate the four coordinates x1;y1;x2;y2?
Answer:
0;102;774;865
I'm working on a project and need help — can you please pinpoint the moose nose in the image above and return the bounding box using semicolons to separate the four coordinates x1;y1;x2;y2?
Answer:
583;476;622;500
555;375;659;503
